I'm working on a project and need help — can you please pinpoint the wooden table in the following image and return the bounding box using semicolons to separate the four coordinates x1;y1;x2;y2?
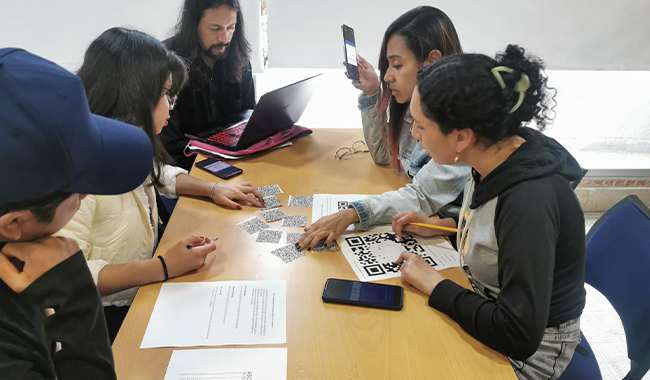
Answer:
113;129;517;380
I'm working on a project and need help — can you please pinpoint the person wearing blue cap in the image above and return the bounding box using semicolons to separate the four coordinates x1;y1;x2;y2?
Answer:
0;49;154;379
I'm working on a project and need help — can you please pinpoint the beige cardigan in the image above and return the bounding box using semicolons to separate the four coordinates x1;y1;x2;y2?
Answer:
57;165;187;307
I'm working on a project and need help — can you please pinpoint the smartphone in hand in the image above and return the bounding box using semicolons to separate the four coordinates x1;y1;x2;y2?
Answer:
342;24;360;81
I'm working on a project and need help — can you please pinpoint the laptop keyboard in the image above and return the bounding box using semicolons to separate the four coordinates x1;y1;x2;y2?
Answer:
206;123;247;146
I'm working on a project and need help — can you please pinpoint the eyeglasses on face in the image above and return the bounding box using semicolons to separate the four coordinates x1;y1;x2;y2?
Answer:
165;93;178;110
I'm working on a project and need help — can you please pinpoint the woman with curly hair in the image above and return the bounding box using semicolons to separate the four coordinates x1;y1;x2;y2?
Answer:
392;45;585;379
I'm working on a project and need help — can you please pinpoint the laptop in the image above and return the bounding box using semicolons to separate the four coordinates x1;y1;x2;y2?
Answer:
184;73;321;151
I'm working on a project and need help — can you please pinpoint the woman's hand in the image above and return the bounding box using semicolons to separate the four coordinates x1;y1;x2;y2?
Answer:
162;235;217;278
394;251;446;296
392;211;457;239
344;54;380;95
210;182;264;210
297;208;359;250
392;211;437;239
175;173;264;210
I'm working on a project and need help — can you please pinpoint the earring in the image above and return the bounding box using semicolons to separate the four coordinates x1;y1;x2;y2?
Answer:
454;155;459;164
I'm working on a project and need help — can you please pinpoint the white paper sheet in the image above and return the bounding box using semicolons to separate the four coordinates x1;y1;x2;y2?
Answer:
337;230;460;282
312;194;371;231
141;281;286;348
312;194;370;220
164;348;287;380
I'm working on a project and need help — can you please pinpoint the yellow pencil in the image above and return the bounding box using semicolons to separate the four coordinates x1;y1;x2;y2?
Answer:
407;222;458;233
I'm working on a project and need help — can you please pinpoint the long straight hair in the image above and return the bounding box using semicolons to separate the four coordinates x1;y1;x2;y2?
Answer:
377;6;462;171
78;27;188;188
172;0;251;86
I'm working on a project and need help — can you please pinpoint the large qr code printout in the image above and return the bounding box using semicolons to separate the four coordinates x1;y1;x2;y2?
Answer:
338;231;459;282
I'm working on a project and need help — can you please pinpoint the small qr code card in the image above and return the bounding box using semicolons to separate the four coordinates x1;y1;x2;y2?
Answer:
285;232;304;245
271;244;305;263
312;240;338;252
256;230;283;244
288;195;313;208
258;184;283;197
260;196;283;211
281;215;307;228
237;217;269;235
260;209;286;223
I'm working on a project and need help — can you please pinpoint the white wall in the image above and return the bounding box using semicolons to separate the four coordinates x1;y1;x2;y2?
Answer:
3;1;649;71
0;0;262;71
267;0;650;70
239;0;264;72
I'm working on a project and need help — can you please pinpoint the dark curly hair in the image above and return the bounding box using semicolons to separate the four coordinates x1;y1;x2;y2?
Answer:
377;6;462;170
417;44;555;147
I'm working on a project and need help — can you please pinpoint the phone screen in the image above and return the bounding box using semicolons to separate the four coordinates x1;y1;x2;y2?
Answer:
345;281;395;305
204;160;232;173
323;278;403;310
344;40;357;67
342;25;359;80
198;159;243;179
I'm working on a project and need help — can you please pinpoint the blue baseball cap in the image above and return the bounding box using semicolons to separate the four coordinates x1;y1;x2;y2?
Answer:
0;48;153;204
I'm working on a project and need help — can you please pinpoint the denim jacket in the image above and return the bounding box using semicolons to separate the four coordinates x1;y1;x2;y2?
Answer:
350;159;471;230
358;92;430;179
353;92;471;230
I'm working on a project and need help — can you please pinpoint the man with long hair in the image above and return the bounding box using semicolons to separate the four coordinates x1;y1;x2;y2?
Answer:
162;0;255;170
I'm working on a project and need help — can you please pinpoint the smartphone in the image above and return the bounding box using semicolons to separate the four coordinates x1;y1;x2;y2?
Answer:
196;158;243;179
322;278;403;311
341;24;359;81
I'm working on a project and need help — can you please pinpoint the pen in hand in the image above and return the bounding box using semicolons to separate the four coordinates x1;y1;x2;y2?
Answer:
187;237;218;249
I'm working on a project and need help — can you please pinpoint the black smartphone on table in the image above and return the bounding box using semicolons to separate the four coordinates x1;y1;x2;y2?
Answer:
341;24;359;81
322;278;403;311
195;158;243;179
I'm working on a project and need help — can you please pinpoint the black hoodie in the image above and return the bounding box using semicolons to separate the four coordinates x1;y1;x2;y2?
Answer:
428;127;586;361
0;252;116;379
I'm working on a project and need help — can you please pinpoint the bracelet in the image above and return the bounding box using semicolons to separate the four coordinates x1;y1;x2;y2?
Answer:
208;183;220;199
157;256;169;282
